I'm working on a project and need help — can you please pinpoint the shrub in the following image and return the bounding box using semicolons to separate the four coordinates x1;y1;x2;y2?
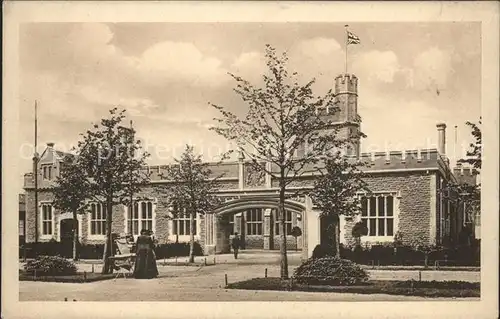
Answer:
312;244;335;259
24;255;77;276
154;242;204;259
79;244;104;260
293;256;369;286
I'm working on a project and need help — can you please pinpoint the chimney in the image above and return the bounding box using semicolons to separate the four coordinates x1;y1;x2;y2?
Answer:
47;142;55;148
436;123;446;155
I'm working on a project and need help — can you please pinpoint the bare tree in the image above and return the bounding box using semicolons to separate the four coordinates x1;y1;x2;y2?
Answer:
210;45;364;279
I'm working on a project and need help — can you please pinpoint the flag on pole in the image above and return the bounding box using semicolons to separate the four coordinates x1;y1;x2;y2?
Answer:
347;30;360;45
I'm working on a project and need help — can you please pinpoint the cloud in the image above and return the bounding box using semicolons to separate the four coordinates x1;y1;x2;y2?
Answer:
230;51;267;83
352;50;401;83
134;41;228;87
294;37;342;58
409;47;454;90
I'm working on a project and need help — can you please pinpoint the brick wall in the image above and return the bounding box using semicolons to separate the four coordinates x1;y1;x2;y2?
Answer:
343;172;434;247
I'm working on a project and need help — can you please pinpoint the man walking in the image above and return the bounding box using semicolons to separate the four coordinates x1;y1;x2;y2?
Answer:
231;233;241;259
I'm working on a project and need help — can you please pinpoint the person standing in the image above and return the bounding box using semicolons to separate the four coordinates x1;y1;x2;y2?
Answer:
231;233;242;259
133;229;159;279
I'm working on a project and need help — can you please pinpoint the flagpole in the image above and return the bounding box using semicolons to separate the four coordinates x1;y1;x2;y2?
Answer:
344;24;349;74
129;119;134;235
34;100;39;249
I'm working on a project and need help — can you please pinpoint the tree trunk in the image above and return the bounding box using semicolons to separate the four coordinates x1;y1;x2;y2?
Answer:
279;185;289;279
72;210;79;261
102;199;114;274
188;210;195;263
334;216;340;258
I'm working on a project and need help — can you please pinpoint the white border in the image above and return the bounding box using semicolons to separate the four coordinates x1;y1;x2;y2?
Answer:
3;2;498;319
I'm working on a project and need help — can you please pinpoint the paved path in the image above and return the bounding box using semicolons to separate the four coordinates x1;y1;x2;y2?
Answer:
19;254;480;301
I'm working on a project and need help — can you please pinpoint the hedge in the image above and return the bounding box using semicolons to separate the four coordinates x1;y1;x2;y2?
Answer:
339;243;480;267
20;241;204;260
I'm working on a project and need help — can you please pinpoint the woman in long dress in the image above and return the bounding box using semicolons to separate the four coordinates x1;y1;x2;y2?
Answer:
133;229;159;279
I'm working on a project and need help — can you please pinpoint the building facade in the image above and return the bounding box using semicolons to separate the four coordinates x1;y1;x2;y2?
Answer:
21;73;479;259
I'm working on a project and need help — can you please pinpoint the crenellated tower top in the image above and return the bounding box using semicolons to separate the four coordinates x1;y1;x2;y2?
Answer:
334;74;358;94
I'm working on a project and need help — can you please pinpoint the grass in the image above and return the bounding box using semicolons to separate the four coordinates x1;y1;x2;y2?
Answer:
360;265;480;271
226;277;480;298
19;270;117;283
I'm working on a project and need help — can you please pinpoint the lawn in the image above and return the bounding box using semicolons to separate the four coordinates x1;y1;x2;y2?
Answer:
19;270;117;283
226;277;480;298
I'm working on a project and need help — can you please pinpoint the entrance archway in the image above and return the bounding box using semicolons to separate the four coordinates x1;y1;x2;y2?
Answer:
205;196;307;255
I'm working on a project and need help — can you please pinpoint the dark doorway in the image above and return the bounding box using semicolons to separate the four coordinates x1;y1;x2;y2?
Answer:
60;219;78;258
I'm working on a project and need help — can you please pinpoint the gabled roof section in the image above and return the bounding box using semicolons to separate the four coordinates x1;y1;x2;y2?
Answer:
38;143;73;164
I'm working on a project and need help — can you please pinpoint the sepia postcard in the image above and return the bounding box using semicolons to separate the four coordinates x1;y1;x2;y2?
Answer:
2;1;499;319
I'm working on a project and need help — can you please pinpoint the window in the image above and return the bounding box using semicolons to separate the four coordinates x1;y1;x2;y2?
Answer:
172;203;196;236
246;209;263;235
127;200;154;235
19;211;26;237
41;203;53;235
90;203;107;235
42;165;53;180
275;210;293;235
229;215;235;235
360;195;394;237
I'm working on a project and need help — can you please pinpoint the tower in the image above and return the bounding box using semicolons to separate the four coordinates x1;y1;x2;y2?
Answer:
319;74;361;157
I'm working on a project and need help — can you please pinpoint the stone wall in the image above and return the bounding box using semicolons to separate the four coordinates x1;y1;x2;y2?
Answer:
244;235;264;249
272;235;299;250
343;172;435;247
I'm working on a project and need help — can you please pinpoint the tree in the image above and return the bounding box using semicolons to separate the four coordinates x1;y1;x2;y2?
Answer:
458;118;482;170
309;153;369;257
210;45;364;279
440;118;481;245
52;155;90;261
161;145;224;263
75;108;150;274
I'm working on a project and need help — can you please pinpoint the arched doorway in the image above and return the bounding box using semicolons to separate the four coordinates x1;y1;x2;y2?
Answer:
60;218;78;258
205;196;307;254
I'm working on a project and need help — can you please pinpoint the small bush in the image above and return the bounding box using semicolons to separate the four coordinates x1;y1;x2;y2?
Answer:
24;255;77;276
293;256;369;286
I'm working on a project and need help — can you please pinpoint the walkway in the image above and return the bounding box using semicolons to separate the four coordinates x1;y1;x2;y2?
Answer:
19;251;480;301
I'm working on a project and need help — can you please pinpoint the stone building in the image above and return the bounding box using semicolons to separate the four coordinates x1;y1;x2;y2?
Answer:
21;73;479;259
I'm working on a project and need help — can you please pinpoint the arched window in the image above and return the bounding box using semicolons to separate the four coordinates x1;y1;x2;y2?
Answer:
126;200;154;235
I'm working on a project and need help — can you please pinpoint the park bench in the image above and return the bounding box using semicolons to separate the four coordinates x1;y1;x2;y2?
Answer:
109;238;136;279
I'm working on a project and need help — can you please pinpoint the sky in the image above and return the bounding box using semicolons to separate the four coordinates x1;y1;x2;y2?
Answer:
18;22;481;192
